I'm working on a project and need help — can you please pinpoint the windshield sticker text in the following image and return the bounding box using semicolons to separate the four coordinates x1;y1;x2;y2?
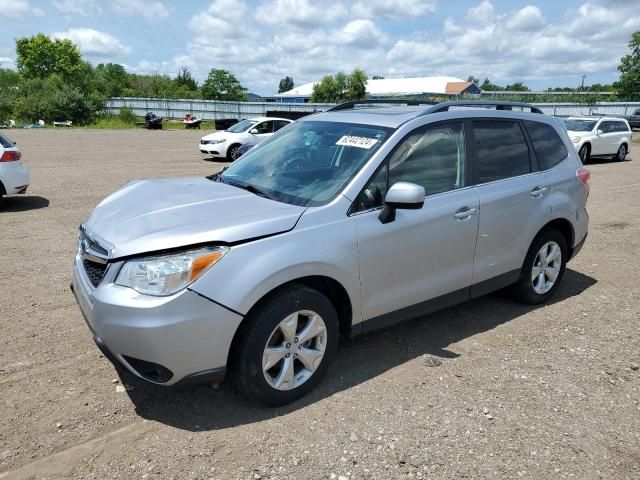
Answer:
336;135;379;149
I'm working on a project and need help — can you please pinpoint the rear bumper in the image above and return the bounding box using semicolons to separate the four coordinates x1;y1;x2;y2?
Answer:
1;161;30;195
71;256;242;386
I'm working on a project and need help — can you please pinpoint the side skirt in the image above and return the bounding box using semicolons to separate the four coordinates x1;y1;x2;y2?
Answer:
358;270;520;335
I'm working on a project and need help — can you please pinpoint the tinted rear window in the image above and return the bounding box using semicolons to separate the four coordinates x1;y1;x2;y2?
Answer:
524;121;568;170
0;134;14;149
473;120;530;183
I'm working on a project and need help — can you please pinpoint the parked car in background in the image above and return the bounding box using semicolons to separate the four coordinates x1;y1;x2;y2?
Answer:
199;117;292;161
73;101;589;407
0;133;30;207
621;108;640;129
564;116;632;163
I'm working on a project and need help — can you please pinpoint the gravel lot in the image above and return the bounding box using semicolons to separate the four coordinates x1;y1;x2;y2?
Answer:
1;129;639;480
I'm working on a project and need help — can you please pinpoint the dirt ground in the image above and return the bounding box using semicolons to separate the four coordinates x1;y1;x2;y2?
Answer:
1;129;639;480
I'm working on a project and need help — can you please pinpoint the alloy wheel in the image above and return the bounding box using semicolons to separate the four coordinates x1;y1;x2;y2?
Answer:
531;241;562;294
262;310;327;391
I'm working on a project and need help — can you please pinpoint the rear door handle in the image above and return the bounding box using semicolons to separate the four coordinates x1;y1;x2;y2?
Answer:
530;186;547;198
454;207;477;220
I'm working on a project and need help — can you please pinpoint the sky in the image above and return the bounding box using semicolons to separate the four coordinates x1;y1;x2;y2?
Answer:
1;0;639;95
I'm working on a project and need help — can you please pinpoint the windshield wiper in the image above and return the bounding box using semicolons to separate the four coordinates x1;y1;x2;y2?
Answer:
224;179;276;200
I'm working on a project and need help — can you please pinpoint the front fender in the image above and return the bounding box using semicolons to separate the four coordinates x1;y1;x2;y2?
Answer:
190;200;362;325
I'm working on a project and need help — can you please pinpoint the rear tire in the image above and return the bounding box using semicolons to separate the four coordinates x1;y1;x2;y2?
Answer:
578;144;590;164
614;144;627;162
233;285;339;407
510;229;567;305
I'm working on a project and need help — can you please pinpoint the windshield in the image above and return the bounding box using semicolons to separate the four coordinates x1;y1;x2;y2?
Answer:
219;121;393;206
227;119;257;133
564;119;597;132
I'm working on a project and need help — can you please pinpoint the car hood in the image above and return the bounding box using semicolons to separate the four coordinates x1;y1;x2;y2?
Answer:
566;130;590;137
84;176;306;259
201;131;238;141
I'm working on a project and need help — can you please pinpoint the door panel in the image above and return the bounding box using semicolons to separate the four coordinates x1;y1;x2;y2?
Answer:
355;188;480;320
473;172;552;283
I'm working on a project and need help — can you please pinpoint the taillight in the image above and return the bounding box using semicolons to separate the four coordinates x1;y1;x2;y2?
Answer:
0;151;21;162
576;167;590;197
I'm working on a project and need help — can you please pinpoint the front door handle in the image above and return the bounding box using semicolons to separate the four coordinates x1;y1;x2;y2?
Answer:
530;186;548;198
454;207;477;220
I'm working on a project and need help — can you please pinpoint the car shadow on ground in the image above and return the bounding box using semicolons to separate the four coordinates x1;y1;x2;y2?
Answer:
0;195;49;212
122;268;597;431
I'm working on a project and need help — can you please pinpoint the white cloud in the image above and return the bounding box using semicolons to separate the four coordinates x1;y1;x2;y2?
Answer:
52;0;102;16
333;20;387;48
506;5;545;32
255;0;347;28
0;0;42;17
352;0;437;20
109;0;169;20
0;56;15;68
51;28;132;59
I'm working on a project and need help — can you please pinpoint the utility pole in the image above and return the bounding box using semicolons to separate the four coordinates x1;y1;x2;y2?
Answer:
579;75;586;91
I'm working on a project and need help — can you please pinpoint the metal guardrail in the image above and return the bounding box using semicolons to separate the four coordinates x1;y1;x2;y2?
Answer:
103;97;640;120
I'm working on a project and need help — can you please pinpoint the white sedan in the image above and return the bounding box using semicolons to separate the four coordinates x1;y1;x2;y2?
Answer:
0;133;30;207
565;116;632;163
200;117;293;161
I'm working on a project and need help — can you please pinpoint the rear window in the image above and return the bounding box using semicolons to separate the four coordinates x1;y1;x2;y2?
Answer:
524;121;568;170
473;120;530;183
0;134;14;149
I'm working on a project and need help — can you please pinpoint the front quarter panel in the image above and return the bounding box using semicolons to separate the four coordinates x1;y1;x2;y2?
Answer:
190;195;362;325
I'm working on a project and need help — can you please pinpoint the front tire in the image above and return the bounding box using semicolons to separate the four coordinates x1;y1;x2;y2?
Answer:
233;285;339;407
227;144;241;161
510;229;567;305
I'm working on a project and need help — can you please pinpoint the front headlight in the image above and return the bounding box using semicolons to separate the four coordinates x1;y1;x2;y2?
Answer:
209;139;226;144
571;136;582;143
116;246;229;296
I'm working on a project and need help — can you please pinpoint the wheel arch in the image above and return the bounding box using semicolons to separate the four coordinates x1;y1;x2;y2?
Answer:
227;275;353;368
536;218;575;258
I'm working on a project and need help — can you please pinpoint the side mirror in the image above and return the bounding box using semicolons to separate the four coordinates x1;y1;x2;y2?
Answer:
379;182;425;224
596;129;604;135
250;128;259;134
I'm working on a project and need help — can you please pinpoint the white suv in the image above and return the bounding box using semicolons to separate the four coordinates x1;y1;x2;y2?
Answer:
564;116;632;163
200;117;293;161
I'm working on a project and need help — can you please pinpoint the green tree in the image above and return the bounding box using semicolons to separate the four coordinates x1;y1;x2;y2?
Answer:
201;69;247;101
175;66;198;91
505;81;529;92
372;75;385;80
278;76;294;93
467;75;479;85
479;77;503;91
94;63;130;97
615;31;640;99
310;69;368;103
15;33;83;81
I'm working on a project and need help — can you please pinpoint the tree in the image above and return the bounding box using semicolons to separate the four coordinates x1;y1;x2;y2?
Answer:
372;75;385;80
311;69;368;103
15;33;83;81
201;69;247;101
615;31;640;99
94;63;130;97
278;76;294;93
504;81;529;91
479;77;503;91
467;75;479;85
175;66;198;91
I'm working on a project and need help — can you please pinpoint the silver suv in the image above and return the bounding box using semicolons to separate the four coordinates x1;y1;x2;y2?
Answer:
72;101;590;406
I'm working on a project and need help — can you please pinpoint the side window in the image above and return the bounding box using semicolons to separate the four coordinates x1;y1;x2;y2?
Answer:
524;120;568;170
599;121;613;133
616;121;629;132
388;122;466;196
473;120;530;183
254;121;273;134
353;165;387;212
274;120;290;131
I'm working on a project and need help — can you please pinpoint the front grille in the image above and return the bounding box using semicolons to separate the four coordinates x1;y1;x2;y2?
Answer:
83;259;107;287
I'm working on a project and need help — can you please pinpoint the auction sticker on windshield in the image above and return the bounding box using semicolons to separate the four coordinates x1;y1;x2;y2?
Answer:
336;135;379;149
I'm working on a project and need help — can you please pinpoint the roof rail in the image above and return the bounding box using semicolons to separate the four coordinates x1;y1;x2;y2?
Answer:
422;100;544;115
328;99;437;111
